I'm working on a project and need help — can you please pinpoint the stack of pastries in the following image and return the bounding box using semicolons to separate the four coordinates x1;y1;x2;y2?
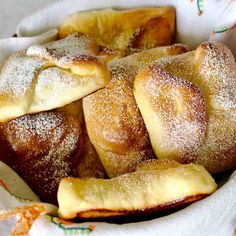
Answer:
0;7;235;220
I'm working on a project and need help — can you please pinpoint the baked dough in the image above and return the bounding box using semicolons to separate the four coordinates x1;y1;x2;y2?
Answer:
0;100;106;204
83;44;188;177
59;8;175;51
0;110;82;204
57;100;107;179
0;33;110;122
58;161;216;219
134;42;236;173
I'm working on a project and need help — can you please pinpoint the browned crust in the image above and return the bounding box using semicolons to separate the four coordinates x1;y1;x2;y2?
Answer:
164;44;188;55
135;64;207;162
75;194;209;219
59;7;175;51
0;111;82;205
195;41;235;66
44;52;108;72
83;78;151;154
130;16;174;49
136;159;181;171
70;55;110;78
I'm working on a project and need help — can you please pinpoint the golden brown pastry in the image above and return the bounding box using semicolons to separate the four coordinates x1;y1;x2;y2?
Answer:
0;33;110;122
0;100;106;204
134;41;236;173
83;44;188;177
76;124;107;179
136;159;181;171
98;46;125;63
108;44;188;82
57;100;106;179
59;8;175;51
83;77;154;178
0;110;82;205
58;161;217;219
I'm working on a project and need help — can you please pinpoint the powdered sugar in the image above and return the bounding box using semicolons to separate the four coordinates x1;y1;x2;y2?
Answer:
84;77;150;152
109;44;188;85
33;130;79;197
137;42;236;172
0;33;107;122
198;42;236;110
1;111;81;203
27;33;99;67
0;52;49;99
83;44;190;176
34;67;78;107
142;65;206;161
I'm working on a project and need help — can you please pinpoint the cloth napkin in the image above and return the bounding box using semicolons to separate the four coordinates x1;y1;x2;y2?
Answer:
0;0;235;235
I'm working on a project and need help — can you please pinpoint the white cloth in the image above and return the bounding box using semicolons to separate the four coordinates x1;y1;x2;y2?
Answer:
0;30;58;70
0;0;57;39
0;0;235;235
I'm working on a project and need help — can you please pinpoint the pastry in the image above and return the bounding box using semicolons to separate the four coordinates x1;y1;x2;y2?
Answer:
134;42;236;173
98;46;125;63
0;6;232;224
0;33;110;122
59;7;175;51
136;159;182;171
57;100;106;179
76;124;107;179
58;160;216;219
0;100;106;204
83;44;188;177
0;110;82;205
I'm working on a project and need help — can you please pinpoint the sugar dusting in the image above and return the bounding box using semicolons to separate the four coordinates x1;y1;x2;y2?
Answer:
27;33;99;67
6;112;64;147
84;45;177;150
108;44;188;85
32;131;79;198
83;44;190;175
64;163;214;214
84;77;150;152
0;33;103;121
198;42;236;110
34;67;79;107
194;42;236;172
143;65;206;161
0;52;49;99
142;42;236;172
83;57;155;176
2;111;81;203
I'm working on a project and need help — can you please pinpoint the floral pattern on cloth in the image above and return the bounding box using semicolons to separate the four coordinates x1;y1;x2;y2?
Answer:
212;0;236;34
209;0;236;54
0;201;46;236
213;25;234;34
0;166;95;236
49;217;95;236
190;0;204;16
0;176;49;236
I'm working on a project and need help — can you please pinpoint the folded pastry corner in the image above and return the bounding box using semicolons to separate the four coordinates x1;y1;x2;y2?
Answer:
0;33;110;122
0;99;107;204
134;41;236;173
58;160;217;220
83;44;188;178
0;109;82;205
